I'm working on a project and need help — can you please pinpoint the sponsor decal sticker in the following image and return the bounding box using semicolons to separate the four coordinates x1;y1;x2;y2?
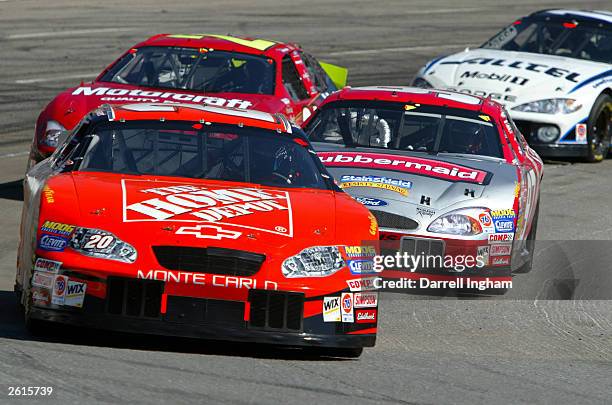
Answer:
575;123;587;144
32;287;51;306
491;209;516;220
417;206;436;218
354;292;378;308
43;186;55;203
341;292;354;323
32;271;54;288
491;256;511;267
34;258;62;273
339;175;411;196
368;212;378;236
347;277;380;292
40;221;75;237
344;245;376;260
319;152;489;184
494;219;515;233
490;243;512;256
123;180;293;237
477;245;490;266
64;281;87;308
356;197;388;207
39;234;68;251
489;233;514;243
323;296;341;322
348;259;376;275
51;275;68;305
356;309;377;323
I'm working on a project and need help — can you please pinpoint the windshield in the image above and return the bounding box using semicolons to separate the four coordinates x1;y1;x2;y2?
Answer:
481;18;612;63
71;121;328;189
100;46;276;94
305;102;504;158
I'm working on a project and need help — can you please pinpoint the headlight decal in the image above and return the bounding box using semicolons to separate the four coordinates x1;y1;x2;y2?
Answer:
282;246;345;278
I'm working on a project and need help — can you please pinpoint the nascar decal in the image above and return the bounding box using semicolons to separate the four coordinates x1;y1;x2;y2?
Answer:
64;280;87;308
71;86;253;109
491;209;516;233
319;152;489;184
490;243;512;257
122;180;293;237
51;275;68;305
339;175;412;196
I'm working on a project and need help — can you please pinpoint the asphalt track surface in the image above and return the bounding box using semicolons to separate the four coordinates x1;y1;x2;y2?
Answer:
1;0;612;404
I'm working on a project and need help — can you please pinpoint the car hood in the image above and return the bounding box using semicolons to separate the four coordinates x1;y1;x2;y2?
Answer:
314;145;518;230
47;82;286;130
425;48;610;107
51;172;341;256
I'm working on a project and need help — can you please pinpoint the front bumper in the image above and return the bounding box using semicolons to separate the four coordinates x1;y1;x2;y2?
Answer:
514;119;588;158
28;276;376;349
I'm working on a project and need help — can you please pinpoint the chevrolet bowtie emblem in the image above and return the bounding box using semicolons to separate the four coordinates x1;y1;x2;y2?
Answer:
176;225;242;240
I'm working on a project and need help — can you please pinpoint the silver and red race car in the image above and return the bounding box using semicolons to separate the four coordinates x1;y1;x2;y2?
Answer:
303;86;543;287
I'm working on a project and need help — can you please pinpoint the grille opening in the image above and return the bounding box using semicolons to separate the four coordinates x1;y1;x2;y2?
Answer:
106;277;163;318
164;296;245;327
400;237;445;269
248;290;304;332
371;210;419;230
153;246;265;277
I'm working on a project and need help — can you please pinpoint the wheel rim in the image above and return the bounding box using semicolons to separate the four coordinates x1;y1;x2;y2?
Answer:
592;106;611;157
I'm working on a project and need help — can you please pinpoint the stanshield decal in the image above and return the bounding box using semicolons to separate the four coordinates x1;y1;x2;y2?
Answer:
319;151;490;184
122;179;293;237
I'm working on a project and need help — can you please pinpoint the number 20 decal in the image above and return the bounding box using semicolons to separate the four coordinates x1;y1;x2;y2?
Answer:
84;234;114;249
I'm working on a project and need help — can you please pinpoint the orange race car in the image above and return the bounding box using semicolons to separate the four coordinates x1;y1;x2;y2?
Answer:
16;103;377;357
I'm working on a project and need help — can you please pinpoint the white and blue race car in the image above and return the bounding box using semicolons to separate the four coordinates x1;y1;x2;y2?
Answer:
413;9;612;162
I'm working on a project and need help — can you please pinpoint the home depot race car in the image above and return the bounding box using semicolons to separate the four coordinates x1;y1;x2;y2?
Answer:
31;33;347;166
413;9;612;162
303;86;543;292
16;103;378;357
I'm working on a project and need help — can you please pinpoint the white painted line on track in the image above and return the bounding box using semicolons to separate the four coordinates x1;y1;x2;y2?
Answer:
325;43;471;57
0;151;28;158
7;27;135;39
15;73;98;84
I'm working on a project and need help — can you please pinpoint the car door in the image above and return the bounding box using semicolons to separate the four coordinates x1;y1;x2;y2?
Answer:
280;54;312;124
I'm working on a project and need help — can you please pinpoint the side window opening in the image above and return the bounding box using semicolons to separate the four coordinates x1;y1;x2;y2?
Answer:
281;56;309;101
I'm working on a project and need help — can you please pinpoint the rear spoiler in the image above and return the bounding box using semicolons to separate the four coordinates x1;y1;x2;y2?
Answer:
319;62;348;89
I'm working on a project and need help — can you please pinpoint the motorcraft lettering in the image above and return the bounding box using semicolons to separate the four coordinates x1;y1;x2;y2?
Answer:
123;180;292;236
72;86;253;109
137;270;279;290
319;152;488;184
440;58;581;82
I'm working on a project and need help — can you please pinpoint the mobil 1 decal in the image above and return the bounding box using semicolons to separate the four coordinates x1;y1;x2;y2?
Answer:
122;180;293;237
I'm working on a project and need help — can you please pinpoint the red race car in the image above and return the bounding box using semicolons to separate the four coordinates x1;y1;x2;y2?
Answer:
17;103;377;357
30;33;347;166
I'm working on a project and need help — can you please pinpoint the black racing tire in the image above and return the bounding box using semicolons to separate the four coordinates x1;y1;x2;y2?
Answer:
514;202;539;274
586;93;612;163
